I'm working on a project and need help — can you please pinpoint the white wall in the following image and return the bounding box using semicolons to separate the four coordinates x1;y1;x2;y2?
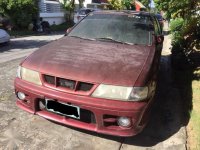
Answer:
39;0;65;25
60;0;92;8
75;0;92;7
40;12;65;25
39;0;93;25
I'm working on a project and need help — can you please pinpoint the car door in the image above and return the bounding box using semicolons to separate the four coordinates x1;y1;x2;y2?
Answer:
149;16;164;88
153;16;163;51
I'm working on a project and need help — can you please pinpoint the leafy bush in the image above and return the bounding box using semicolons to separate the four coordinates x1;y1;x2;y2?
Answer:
50;22;74;32
155;0;200;69
170;18;184;45
170;18;184;33
0;0;38;29
107;0;123;10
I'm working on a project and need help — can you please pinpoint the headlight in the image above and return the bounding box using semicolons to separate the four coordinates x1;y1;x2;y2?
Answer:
129;87;148;101
16;66;21;78
17;66;42;85
92;84;132;100
92;84;148;101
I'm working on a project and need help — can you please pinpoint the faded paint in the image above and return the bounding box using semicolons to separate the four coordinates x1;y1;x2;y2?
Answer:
14;11;163;137
22;36;151;86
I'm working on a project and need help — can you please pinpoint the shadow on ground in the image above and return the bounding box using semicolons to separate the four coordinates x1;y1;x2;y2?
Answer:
119;54;199;147
0;39;52;53
121;54;190;146
0;33;64;53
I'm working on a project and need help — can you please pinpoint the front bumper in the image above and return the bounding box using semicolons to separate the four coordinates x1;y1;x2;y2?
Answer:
15;78;153;137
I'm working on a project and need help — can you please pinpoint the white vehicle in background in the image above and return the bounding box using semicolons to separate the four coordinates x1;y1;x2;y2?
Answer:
73;8;93;24
73;8;95;24
0;29;10;44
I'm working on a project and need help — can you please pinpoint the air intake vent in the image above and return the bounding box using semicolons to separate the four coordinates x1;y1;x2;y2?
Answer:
44;75;55;85
103;115;118;127
77;82;93;91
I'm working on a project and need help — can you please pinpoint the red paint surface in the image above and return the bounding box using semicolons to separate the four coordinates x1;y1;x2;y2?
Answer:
15;11;163;136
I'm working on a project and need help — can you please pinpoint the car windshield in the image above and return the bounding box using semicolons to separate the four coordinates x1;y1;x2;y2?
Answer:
68;13;152;45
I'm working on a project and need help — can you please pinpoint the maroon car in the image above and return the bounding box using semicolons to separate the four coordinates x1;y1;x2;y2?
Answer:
15;11;163;137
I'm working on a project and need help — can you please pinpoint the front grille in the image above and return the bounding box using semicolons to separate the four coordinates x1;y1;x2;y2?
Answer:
57;78;76;90
80;109;96;124
44;75;55;84
43;74;94;92
77;82;93;91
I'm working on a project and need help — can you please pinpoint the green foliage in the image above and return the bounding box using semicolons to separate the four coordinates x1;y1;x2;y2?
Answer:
170;18;184;44
154;0;194;19
107;0;138;10
62;0;75;11
0;0;38;29
170;18;184;32
140;0;150;8
62;0;84;10
107;0;123;10
85;0;149;10
50;21;74;31
123;0;131;9
61;0;75;22
155;0;200;56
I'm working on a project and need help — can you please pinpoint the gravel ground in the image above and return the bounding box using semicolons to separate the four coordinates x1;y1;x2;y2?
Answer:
0;32;187;150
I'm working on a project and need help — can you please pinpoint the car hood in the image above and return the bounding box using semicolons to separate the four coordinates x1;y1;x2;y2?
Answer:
22;36;151;86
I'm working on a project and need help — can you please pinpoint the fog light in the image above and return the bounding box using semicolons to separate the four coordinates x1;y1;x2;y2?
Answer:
117;117;131;127
17;92;26;100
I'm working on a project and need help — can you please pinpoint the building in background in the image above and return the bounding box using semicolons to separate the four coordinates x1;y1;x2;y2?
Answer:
39;0;65;25
39;0;95;25
38;0;146;25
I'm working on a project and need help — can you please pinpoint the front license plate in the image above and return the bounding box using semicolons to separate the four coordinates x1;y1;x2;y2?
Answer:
45;100;80;119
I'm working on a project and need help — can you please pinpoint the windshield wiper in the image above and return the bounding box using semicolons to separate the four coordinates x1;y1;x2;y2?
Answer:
96;37;134;45
69;35;95;41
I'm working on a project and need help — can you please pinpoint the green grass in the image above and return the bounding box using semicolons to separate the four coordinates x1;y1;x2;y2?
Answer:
188;69;200;150
173;68;200;150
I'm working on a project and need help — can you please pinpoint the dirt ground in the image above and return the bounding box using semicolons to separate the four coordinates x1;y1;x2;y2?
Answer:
0;31;187;150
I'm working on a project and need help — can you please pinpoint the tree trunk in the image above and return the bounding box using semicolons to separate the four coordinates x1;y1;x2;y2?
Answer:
69;0;75;21
78;0;83;9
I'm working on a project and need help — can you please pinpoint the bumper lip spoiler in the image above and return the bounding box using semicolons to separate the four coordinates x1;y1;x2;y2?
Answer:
16;99;142;137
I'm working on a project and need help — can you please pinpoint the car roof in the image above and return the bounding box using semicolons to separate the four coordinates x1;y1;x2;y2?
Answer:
91;10;155;17
79;8;94;11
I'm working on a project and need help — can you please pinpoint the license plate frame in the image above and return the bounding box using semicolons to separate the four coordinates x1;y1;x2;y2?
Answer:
45;99;80;119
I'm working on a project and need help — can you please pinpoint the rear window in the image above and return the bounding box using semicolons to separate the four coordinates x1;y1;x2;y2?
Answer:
69;13;153;45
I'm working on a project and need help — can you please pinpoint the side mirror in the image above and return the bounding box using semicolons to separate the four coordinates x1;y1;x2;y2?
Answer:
156;35;164;44
65;27;72;36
